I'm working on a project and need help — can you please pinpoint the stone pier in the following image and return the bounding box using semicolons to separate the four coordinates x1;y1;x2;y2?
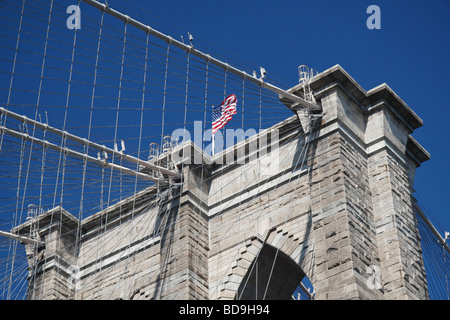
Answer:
14;65;430;300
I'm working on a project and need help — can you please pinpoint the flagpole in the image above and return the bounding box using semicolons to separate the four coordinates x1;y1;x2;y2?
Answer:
212;103;215;156
212;132;215;156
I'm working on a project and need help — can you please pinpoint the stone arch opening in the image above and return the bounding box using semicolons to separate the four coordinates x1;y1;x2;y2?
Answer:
235;244;307;300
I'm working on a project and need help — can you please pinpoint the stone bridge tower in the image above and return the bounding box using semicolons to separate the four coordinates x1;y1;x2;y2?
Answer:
15;65;430;300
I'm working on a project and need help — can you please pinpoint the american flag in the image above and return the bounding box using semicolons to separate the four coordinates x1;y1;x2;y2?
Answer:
212;94;237;134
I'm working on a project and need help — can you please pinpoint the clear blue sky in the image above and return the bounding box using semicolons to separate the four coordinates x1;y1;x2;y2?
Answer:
0;0;448;300
115;0;450;232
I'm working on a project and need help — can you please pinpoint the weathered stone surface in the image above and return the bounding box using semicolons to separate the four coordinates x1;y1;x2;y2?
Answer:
15;65;429;300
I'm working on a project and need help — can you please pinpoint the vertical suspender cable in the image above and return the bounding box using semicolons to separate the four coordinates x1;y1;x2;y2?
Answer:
6;129;26;300
160;43;171;148
105;18;128;227
1;0;26;153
